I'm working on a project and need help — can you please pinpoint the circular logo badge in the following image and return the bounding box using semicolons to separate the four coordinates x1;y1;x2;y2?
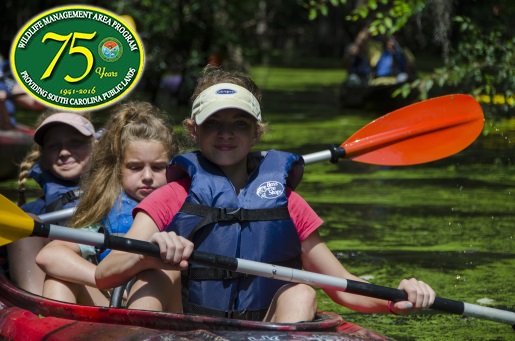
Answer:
256;181;284;199
99;37;123;62
10;5;144;111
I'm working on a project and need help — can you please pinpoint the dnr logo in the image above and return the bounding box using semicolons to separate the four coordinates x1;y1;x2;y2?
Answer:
256;181;284;199
99;37;123;62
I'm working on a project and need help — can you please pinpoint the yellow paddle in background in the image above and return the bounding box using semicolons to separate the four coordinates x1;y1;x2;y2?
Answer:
0;197;36;245
0;194;105;247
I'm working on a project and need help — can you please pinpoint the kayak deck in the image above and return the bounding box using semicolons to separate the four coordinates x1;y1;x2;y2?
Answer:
0;272;393;340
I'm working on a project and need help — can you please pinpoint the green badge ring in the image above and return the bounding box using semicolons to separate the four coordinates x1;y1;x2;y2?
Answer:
10;5;145;111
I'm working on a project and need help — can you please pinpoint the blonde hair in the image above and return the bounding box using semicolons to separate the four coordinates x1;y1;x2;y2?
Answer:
184;65;268;142
17;110;93;206
68;101;178;228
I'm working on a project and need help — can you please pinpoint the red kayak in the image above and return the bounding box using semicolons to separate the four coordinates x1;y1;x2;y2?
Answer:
0;272;392;340
0;124;34;180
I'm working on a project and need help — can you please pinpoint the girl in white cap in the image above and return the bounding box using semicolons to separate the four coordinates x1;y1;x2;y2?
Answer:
7;110;95;295
96;66;435;322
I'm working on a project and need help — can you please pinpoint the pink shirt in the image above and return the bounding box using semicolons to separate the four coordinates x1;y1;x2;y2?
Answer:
135;178;322;243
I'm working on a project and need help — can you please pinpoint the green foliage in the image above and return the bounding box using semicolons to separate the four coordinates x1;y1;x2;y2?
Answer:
4;0;513;122
395;15;515;120
307;0;515;120
348;0;425;36
305;0;349;20
307;0;426;36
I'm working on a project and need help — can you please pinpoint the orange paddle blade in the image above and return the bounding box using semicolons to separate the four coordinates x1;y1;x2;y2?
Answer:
0;194;35;246
342;94;484;166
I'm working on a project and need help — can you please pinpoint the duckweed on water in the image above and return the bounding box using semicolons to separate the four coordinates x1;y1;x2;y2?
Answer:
254;67;514;340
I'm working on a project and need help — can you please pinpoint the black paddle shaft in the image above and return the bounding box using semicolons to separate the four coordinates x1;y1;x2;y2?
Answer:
344;280;465;314
104;233;464;314
31;223;511;325
106;235;240;270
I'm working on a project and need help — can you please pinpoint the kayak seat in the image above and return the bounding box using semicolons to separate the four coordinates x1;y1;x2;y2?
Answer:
109;284;126;308
109;277;135;308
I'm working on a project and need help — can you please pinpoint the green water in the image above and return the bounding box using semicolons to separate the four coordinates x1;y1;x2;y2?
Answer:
1;67;514;340
255;67;514;340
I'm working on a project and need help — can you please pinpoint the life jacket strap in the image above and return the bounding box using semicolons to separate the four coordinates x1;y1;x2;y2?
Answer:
179;201;290;240
45;189;82;212
180;201;290;221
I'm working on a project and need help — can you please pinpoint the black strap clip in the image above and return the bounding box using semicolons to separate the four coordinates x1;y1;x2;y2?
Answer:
65;189;80;201
218;207;242;221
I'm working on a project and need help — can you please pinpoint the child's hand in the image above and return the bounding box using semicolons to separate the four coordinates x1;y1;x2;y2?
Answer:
149;231;194;270
391;278;435;315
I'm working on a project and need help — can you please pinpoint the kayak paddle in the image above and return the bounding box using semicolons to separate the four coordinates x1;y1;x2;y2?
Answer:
0;194;513;327
34;94;484;223
38;207;76;223
303;94;484;165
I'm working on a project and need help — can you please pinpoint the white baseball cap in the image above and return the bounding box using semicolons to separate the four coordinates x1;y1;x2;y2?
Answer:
34;113;95;145
191;83;261;124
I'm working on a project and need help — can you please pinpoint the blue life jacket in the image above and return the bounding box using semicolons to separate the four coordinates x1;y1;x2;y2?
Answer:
165;150;304;320
21;163;81;225
375;50;406;77
97;191;138;262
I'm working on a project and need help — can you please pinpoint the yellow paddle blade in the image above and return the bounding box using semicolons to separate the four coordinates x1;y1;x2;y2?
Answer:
0;194;35;246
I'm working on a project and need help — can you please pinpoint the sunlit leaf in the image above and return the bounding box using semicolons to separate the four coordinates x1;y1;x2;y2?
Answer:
425;79;433;93
309;9;317;20
385;17;393;28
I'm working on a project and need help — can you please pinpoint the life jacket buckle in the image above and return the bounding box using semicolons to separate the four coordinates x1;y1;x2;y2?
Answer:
65;189;81;201
222;269;234;279
218;207;242;221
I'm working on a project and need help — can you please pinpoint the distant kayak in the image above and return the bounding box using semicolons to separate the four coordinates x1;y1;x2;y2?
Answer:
339;77;416;111
0;124;33;179
341;35;417;111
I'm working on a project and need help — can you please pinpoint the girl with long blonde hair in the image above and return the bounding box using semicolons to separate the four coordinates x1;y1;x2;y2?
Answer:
36;101;178;305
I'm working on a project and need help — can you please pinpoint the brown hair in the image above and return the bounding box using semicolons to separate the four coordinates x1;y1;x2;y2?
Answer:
68;101;178;228
184;65;268;142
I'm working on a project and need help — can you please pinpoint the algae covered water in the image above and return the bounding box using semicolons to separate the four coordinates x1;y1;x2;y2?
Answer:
252;67;514;340
1;67;513;340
